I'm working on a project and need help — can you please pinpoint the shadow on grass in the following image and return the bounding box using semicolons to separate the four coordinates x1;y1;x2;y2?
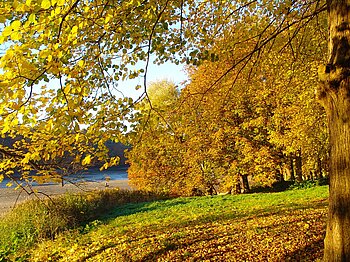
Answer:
100;193;328;228
137;204;326;261
74;192;328;261
103;197;191;219
281;239;324;261
1;187;328;261
128;206;326;261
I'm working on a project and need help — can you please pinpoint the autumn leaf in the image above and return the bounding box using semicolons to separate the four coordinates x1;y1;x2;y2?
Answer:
82;155;92;166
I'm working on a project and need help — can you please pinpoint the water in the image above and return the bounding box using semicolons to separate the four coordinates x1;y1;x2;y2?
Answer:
75;166;128;182
0;166;129;188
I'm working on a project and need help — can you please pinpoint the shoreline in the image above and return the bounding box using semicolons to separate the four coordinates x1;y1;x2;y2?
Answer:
0;179;131;216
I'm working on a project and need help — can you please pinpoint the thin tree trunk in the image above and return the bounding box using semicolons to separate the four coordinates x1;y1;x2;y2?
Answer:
233;181;241;194
283;165;291;181
278;169;285;182
318;1;350;260
290;155;295;181
231;175;241;194
316;156;323;179
295;150;303;182
240;174;250;193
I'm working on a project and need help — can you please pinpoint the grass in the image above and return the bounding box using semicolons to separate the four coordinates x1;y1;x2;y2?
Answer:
0;188;170;261
1;186;328;261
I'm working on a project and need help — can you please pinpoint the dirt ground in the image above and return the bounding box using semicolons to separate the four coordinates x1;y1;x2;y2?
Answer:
0;180;131;216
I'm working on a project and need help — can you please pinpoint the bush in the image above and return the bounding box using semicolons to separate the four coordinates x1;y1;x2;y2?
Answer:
0;188;170;261
289;180;317;190
251;177;329;193
251;180;294;193
288;177;329;190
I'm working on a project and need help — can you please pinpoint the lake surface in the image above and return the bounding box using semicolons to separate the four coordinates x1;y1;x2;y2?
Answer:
0;166;129;188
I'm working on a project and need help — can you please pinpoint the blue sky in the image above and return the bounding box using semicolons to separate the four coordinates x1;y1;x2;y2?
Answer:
117;61;188;100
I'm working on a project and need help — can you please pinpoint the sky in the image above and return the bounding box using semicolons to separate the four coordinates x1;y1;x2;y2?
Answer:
116;61;188;100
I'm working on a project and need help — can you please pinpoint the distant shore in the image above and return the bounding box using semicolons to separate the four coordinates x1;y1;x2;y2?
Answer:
0;179;131;216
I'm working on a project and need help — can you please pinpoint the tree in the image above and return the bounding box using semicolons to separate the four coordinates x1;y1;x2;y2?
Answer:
317;1;350;260
127;30;326;195
179;60;281;193
179;11;328;191
0;0;349;259
126;80;185;194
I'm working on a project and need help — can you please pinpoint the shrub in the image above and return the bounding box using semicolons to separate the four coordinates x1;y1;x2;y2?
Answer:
288;177;329;190
251;180;294;193
0;188;170;261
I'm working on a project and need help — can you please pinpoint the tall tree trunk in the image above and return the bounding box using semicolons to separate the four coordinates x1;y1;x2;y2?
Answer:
231;175;241;194
316;156;323;179
318;1;350;260
290;155;295;181
278;169;285;182
295;150;303;182
283;165;291;181
240;174;250;193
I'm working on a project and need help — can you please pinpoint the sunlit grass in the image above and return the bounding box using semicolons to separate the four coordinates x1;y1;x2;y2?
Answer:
0;188;170;260
6;185;329;261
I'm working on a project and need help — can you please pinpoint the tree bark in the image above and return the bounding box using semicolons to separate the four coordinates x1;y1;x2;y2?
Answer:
240;174;250;193
316;156;323;179
278;169;285;182
232;179;241;194
290;155;295;181
295;150;303;182
318;1;350;260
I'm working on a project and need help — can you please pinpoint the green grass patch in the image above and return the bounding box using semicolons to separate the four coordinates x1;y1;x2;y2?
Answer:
0;188;170;261
3;185;329;261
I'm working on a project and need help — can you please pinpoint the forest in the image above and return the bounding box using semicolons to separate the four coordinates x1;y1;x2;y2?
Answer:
123;3;329;197
126;26;329;195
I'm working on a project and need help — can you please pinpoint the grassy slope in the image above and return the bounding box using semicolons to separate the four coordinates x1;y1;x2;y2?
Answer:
28;186;328;261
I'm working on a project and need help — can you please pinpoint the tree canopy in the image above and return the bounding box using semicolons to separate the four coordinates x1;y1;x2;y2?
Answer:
0;0;327;186
127;16;329;195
